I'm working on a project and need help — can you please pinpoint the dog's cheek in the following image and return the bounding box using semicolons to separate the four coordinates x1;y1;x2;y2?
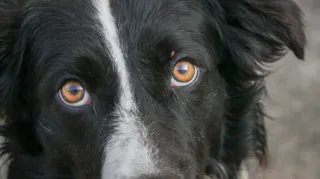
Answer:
189;81;225;161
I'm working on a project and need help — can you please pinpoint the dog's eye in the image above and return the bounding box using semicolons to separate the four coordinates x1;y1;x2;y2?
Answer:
59;81;91;107
171;60;199;87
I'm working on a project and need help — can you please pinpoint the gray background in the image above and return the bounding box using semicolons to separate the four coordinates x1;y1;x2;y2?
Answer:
255;0;320;178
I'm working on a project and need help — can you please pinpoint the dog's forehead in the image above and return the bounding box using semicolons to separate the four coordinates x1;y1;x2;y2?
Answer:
107;0;192;17
24;0;205;63
99;0;207;68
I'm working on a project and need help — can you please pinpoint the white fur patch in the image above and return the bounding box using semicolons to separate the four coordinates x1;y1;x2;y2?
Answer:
238;168;249;179
95;0;158;178
0;135;9;179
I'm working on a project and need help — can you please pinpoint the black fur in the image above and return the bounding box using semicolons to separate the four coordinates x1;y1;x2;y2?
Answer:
0;0;306;179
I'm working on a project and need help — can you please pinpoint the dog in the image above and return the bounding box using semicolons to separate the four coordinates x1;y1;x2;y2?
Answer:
0;0;306;178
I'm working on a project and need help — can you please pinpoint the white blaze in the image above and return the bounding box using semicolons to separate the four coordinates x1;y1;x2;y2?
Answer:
95;0;158;178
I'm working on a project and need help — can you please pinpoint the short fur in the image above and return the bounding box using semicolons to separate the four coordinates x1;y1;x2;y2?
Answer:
0;0;306;179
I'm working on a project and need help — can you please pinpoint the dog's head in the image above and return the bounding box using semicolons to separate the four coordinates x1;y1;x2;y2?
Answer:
0;0;306;179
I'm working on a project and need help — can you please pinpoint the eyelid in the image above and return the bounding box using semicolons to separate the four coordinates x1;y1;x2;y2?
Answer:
169;50;200;66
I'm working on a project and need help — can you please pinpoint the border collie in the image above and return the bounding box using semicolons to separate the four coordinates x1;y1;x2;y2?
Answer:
0;0;306;178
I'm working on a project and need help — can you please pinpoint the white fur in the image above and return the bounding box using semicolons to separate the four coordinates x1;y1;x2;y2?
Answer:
238;168;249;179
95;0;158;178
0;133;9;179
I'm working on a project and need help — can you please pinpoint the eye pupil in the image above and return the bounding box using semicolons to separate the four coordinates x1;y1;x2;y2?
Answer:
61;81;85;103
173;61;195;82
68;85;83;95
171;59;199;87
58;80;91;107
177;64;189;74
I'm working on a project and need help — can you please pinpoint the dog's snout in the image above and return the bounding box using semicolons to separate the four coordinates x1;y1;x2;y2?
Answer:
100;171;192;179
135;173;184;179
101;160;197;179
115;170;198;179
101;154;198;179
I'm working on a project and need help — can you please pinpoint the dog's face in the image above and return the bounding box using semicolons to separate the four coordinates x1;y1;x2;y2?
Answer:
0;0;305;179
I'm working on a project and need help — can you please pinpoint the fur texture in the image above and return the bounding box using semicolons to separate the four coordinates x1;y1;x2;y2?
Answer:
0;0;306;179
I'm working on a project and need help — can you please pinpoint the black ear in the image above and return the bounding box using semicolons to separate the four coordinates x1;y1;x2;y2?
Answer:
217;0;306;84
0;1;42;163
205;0;306;172
0;1;25;118
223;0;306;58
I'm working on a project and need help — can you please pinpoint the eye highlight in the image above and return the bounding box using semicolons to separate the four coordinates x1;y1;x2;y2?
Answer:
171;60;199;87
59;81;91;107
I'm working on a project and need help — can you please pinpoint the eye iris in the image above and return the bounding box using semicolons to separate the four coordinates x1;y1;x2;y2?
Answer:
61;82;84;103
173;61;195;82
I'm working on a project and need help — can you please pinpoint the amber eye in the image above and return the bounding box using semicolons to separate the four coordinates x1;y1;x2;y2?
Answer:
59;81;91;107
171;60;199;87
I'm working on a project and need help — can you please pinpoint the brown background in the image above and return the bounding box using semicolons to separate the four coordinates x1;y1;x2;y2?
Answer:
255;0;320;178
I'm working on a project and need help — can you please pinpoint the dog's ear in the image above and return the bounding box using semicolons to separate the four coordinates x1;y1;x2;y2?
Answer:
210;0;307;84
0;1;42;159
204;0;306;171
0;1;25;119
223;0;306;58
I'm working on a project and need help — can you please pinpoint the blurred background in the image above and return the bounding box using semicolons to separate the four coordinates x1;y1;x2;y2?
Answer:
252;0;320;178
